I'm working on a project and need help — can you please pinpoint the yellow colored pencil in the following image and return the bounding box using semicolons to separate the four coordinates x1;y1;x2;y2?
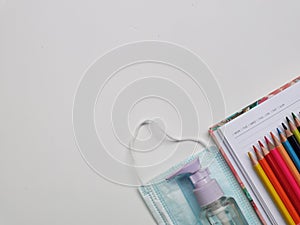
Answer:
248;152;296;225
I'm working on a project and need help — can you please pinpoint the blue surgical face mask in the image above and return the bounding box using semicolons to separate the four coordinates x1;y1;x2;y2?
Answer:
139;158;202;225
131;121;261;225
138;149;262;225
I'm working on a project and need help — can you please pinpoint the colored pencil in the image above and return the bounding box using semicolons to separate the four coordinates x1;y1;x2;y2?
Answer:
259;141;300;215
265;136;300;189
253;146;300;224
292;112;300;132
283;123;300;159
270;132;300;186
278;128;300;172
248;152;296;225
287;117;300;145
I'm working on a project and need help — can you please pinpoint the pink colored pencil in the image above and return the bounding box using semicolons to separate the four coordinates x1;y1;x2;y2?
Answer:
260;140;300;215
264;137;300;206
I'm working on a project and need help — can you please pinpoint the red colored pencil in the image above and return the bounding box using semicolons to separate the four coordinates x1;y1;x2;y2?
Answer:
259;140;300;215
253;146;300;224
270;132;300;186
265;136;300;190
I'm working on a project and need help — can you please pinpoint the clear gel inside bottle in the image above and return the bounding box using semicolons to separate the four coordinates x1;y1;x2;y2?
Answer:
200;197;248;225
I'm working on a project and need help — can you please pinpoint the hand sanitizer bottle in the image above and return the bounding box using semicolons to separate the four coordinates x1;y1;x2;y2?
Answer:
167;158;248;225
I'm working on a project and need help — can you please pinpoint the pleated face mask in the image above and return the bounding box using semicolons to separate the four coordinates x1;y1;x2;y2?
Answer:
130;120;262;225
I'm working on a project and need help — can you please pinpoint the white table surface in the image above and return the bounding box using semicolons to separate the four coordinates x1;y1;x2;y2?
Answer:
1;1;300;224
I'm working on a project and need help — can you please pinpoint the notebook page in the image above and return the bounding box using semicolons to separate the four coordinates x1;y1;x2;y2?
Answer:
219;81;300;225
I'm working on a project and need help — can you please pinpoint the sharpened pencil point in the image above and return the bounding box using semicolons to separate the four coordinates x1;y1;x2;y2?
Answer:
286;116;291;123
253;145;263;160
282;123;288;130
276;127;281;134
258;140;264;148
265;136;275;150
259;142;269;156
248;152;257;165
253;145;258;154
247;152;252;158
292;112;300;127
270;131;281;147
264;136;270;144
270;132;275;139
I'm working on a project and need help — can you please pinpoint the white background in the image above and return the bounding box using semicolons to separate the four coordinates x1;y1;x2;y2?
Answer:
1;1;300;224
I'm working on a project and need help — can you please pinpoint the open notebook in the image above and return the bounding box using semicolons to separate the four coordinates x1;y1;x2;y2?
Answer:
209;76;300;225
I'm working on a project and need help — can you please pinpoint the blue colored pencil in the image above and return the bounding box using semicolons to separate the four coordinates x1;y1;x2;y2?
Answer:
278;128;300;172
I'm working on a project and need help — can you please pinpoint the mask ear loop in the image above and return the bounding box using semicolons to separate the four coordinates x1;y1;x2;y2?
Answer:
128;119;218;186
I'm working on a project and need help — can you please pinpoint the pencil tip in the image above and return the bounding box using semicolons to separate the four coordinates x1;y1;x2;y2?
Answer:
253;145;259;155
248;152;256;165
270;132;275;138
276;127;281;134
282;123;288;130
286;116;290;122
264;136;270;144
265;136;275;150
258;140;264;148
248;151;252;158
253;145;263;159
292;112;296;119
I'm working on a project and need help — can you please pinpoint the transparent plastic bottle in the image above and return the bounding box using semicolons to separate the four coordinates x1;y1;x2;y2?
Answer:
200;196;248;225
168;158;248;225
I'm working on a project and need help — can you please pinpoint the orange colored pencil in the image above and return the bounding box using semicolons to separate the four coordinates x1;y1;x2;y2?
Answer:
270;132;300;187
253;146;300;224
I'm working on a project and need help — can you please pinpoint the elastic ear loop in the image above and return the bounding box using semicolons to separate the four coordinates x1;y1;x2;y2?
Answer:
128;119;218;186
